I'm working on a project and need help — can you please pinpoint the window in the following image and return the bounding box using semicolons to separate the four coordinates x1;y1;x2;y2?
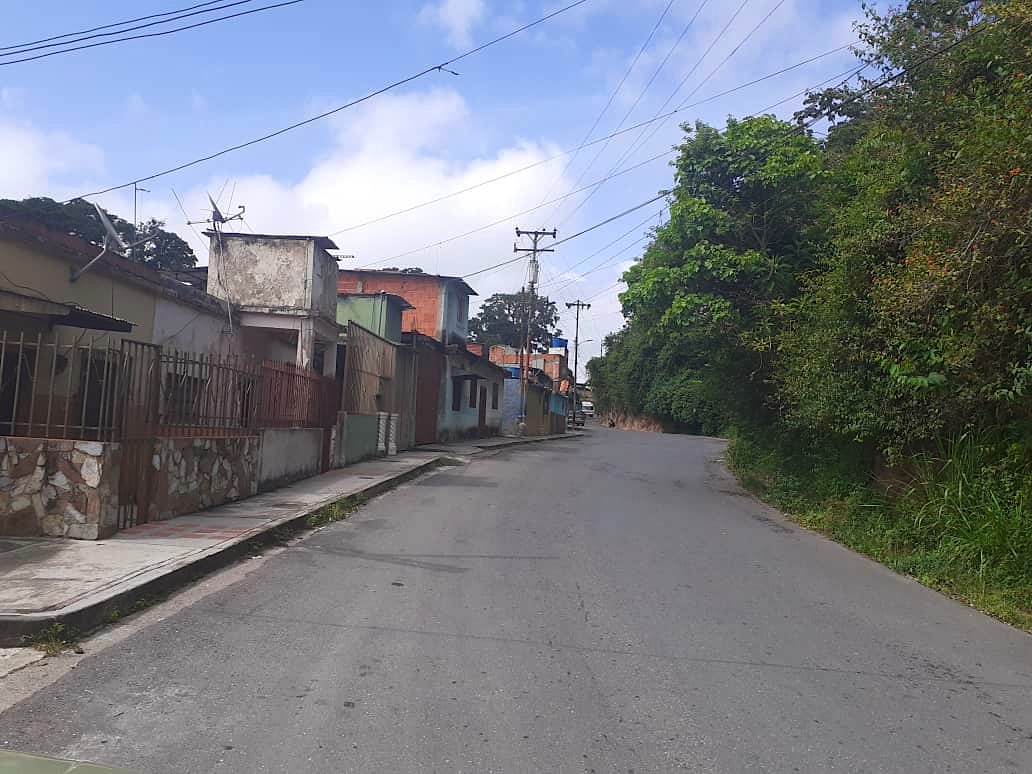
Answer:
491;382;499;409
452;377;462;411
469;379;477;408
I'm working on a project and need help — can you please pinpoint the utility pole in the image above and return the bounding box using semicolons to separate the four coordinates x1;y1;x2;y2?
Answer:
514;227;556;432
131;183;149;262
566;300;591;419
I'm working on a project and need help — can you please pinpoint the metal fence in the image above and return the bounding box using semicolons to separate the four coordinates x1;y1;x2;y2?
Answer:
0;331;125;441
257;359;338;428
342;322;397;415
0;330;340;442
158;349;261;437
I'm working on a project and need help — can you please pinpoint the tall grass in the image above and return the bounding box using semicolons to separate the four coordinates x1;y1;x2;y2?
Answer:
901;434;1032;587
728;428;1032;630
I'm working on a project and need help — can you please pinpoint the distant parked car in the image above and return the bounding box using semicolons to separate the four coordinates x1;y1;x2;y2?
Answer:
580;400;595;418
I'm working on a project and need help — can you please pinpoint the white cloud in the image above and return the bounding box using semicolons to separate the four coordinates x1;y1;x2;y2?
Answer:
163;88;573;308
0;121;105;199
0;88;570;315
419;0;485;49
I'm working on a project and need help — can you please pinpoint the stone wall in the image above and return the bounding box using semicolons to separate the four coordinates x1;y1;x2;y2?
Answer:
151;436;259;521
0;438;120;540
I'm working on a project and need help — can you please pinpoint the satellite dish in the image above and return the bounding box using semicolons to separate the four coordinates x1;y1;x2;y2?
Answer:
93;202;128;253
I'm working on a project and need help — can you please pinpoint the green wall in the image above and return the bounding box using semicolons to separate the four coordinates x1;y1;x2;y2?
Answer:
336;295;403;343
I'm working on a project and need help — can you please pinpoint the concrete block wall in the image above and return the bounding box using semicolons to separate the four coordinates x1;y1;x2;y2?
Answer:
345;414;379;464
258;428;323;491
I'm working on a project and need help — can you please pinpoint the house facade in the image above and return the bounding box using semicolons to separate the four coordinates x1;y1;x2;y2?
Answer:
207;232;341;376
0;222;340;540
337;269;475;346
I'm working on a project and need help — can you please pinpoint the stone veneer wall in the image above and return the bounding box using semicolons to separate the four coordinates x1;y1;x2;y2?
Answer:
0;438;120;540
150;436;259;521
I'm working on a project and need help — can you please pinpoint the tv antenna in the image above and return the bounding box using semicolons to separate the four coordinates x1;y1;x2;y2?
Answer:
71;202;150;282
188;192;245;334
188;194;245;230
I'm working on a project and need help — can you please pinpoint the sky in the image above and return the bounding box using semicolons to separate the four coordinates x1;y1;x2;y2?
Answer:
0;0;866;377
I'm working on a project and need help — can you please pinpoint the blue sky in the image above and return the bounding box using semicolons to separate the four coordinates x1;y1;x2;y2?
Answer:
0;0;866;373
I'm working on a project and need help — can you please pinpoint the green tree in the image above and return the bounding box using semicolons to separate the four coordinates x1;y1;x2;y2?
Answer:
132;218;197;271
468;292;562;351
0;196;197;271
593;114;825;430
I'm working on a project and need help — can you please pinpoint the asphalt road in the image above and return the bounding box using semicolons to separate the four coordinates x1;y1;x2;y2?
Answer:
1;429;1030;773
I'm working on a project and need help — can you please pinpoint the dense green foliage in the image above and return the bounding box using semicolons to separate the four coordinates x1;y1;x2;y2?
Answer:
0;196;197;270
590;0;1031;624
469;292;562;351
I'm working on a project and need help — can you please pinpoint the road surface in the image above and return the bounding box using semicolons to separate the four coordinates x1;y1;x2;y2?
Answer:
1;430;1030;772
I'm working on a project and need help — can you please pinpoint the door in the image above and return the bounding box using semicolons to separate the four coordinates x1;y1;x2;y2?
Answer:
116;341;160;530
477;385;487;436
414;347;442;445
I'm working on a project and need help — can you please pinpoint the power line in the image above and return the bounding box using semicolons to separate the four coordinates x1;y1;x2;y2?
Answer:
538;208;662;287
606;0;789;186
563;25;991;318
0;0;303;67
751;62;869;116
69;0;591;201
324;42;854;237
375;41;901;286
362;150;672;267
583;280;624;303
535;0;676;208
549;0;711;225
0;0;228;51
559;0;767;226
0;0;259;57
463;191;669;280
551;232;652;294
433;51;871;288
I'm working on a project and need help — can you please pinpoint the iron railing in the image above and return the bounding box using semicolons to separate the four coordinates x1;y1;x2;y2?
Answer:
157;349;261;437
0;330;340;441
257;359;338;428
0;331;124;441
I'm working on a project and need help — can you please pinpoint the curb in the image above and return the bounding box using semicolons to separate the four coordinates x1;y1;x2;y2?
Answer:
470;432;584;453
0;457;444;648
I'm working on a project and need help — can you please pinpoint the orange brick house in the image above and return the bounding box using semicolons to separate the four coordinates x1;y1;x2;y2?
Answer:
337;269;504;443
336;270;476;346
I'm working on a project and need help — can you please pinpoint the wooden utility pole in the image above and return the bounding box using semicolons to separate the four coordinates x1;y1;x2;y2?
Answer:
514;227;556;432
566;300;591;417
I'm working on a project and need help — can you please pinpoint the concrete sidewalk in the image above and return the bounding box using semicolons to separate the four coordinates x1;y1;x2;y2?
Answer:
0;433;579;647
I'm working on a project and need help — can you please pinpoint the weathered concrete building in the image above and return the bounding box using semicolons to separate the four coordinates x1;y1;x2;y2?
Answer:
0;222;342;540
207;232;341;376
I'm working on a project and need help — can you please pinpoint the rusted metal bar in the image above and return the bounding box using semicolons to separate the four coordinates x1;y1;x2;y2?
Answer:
96;345;114;441
44;337;59;439
26;332;42;438
77;337;95;438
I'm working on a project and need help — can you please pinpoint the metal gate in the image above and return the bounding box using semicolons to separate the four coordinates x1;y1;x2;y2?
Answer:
117;340;160;529
414;346;442;445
